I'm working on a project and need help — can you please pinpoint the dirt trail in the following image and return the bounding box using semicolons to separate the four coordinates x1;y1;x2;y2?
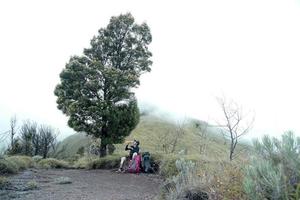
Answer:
0;169;163;200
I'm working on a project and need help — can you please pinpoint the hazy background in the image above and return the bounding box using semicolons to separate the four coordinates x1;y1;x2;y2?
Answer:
1;0;300;144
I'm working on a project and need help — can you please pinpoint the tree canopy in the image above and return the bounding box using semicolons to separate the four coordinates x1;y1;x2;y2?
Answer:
54;13;152;157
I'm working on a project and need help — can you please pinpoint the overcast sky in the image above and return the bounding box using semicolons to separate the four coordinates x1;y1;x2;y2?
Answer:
1;0;300;142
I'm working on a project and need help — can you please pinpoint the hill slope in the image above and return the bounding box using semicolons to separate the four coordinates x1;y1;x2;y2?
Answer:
54;115;249;160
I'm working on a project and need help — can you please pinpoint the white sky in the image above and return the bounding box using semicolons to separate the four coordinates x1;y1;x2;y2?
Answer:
0;0;300;142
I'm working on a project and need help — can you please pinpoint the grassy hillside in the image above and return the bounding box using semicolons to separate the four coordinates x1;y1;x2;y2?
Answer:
55;114;250;161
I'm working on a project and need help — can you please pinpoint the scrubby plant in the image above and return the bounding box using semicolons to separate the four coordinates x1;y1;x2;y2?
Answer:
159;157;179;178
38;158;70;169
87;155;120;169
0;176;10;189
74;156;97;169
5;156;34;170
163;158;211;200
32;155;43;162
26;180;38;190
243;131;300;199
0;158;19;174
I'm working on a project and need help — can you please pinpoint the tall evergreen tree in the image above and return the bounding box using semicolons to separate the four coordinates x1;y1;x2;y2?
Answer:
54;13;152;157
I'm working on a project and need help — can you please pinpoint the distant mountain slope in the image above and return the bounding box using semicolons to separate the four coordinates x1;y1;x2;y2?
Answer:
54;114;249;160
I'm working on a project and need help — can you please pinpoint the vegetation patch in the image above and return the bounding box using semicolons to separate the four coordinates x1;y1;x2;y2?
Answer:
0;176;10;189
86;155;121;169
243;131;300;199
0;158;19;174
38;158;70;169
5;156;34;170
26;180;38;190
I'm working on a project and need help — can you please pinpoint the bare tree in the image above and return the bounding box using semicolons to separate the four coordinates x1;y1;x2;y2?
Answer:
217;96;254;161
195;121;209;154
156;119;186;154
39;125;58;158
19;120;37;156
171;120;186;153
9;115;17;148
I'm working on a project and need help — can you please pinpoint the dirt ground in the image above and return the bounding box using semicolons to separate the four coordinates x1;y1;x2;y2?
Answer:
0;169;163;200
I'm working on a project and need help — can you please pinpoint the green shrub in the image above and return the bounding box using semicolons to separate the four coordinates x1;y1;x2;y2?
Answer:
38;158;70;169
6;156;34;170
26;180;38;190
162;158;210;200
159;157;179;178
32;155;43;162
154;154;199;178
87;155;120;169
244;131;300;200
0;176;10;189
74;156;97;169
0;158;19;174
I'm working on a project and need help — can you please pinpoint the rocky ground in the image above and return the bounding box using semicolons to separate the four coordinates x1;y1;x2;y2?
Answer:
0;169;162;200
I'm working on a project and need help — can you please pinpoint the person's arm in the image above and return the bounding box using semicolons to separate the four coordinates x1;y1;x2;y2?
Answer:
125;144;133;151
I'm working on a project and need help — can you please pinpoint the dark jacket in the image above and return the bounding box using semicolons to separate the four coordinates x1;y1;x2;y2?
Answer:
125;144;139;159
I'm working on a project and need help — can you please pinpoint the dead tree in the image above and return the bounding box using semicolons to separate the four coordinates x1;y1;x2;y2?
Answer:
39;125;58;158
9;116;17;149
19;120;37;156
170;120;186;153
217;96;254;161
195;121;209;154
158;120;186;154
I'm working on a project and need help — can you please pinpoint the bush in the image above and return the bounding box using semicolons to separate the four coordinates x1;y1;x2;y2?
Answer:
87;155;120;169
74;156;97;169
0;176;10;189
0;158;19;174
159;157;179;178
243;131;300;199
5;156;34;170
162;158;210;200
32;155;43;162
26;180;38;190
38;158;70;169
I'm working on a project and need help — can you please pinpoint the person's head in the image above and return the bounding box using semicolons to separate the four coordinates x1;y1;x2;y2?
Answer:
133;139;140;147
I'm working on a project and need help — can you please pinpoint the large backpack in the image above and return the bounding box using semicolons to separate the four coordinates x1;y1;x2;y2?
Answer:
127;154;141;173
142;152;153;173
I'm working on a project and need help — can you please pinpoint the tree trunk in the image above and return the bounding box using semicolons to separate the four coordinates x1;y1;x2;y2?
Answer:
99;142;107;157
107;144;115;155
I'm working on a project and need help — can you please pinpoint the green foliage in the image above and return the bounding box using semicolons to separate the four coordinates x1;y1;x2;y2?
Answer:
0;156;33;174
32;155;43;162
159;156;179;178
73;156;96;169
38;158;70;169
0;176;10;189
26;180;38;190
77;146;85;156
54;13;152;156
86;155;121;169
244;131;300;199
5;156;34;170
163;159;210;200
0;158;18;174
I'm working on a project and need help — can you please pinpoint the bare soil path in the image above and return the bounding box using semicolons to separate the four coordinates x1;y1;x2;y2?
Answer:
0;169;163;200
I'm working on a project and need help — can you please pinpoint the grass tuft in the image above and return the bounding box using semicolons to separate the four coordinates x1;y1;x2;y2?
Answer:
38;158;70;169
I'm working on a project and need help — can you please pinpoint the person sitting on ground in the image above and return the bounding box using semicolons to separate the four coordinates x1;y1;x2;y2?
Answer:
118;139;140;172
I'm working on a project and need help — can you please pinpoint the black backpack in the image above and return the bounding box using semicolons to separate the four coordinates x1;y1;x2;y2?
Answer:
142;152;153;173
